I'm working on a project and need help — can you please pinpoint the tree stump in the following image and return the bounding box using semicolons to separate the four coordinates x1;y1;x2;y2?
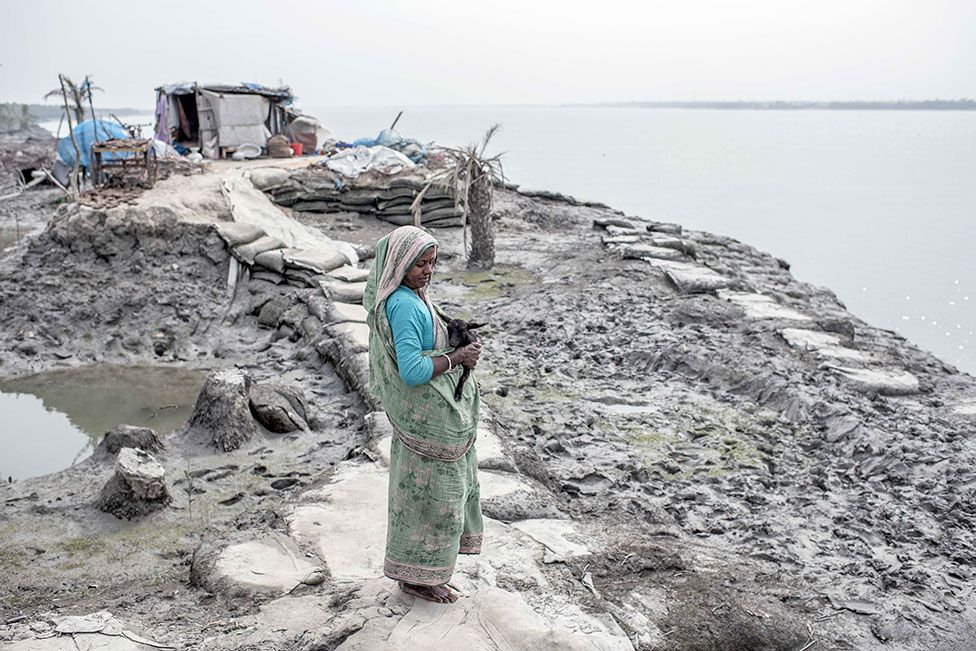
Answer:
97;447;171;519
96;424;164;457
183;368;256;451
467;168;495;270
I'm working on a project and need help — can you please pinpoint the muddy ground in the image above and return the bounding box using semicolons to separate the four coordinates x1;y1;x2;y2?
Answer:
0;158;974;650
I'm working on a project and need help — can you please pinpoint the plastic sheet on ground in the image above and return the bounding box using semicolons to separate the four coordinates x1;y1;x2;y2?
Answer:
151;139;182;160
347;128;427;163
325;145;416;179
223;174;358;265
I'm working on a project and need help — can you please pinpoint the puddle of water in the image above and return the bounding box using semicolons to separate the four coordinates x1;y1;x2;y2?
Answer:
0;365;207;481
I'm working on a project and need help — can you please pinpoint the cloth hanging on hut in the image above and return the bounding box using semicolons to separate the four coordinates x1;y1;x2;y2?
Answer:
202;91;271;148
154;94;169;143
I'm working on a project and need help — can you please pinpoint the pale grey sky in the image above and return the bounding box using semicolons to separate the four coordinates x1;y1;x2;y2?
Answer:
2;0;974;109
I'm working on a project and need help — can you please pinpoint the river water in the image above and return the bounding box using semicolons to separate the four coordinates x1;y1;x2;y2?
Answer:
41;107;976;374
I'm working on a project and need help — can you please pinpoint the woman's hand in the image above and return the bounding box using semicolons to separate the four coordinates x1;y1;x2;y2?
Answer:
452;342;482;369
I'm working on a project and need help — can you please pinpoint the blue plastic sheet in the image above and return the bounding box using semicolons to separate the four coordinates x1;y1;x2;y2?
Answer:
342;129;427;163
57;119;128;169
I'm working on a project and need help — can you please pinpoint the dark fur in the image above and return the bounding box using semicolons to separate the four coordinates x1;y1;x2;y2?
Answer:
446;319;486;401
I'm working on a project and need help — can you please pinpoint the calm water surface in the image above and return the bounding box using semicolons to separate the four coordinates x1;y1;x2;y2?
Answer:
0;365;206;480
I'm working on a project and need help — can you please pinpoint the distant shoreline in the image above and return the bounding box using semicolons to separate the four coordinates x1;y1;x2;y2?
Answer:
567;100;976;111
6;100;975;119
0;104;148;122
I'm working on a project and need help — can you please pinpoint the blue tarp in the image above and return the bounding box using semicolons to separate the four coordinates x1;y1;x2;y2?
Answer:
341;128;427;163
57;119;128;169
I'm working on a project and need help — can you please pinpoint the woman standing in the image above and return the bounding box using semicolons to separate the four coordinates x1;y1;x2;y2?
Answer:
363;225;484;604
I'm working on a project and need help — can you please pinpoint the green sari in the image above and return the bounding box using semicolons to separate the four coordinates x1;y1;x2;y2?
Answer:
364;226;483;586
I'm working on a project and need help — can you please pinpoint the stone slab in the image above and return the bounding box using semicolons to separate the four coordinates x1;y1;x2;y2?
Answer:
604;225;642;237
511;519;590;560
602;234;641;245
353;584;632;651
779;328;872;361
780;328;841;349
214;534;322;593
620;243;686;262
593;217;637;229
812;346;874;362
479;469;536;500
647;260;730;293
646;221;683;234
952;401;976;417
453;518;547;588
476;427;505;465
288;463;387;582
251;595;335;638
720;291;812;321
646;234;687;250
828;366;920;396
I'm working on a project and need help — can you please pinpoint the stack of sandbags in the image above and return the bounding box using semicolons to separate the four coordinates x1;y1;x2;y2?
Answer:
212;221;352;287
259;169;465;228
371;178;462;226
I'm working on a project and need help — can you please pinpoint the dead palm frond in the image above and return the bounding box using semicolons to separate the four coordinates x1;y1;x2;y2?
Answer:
411;124;505;258
44;75;102;124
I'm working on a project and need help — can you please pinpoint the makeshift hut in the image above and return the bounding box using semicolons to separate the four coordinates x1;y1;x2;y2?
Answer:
153;83;295;159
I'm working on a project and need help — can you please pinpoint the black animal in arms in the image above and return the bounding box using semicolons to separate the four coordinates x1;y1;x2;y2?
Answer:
446;318;486;401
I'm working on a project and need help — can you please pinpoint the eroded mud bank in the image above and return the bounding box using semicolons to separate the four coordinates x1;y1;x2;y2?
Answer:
1;162;974;650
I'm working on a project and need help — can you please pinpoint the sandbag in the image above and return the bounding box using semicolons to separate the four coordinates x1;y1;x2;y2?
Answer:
268;135;293;158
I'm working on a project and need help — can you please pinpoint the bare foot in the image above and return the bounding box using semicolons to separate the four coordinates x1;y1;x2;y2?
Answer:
398;582;461;603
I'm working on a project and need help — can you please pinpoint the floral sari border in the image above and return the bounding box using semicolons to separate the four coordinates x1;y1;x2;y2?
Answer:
384;557;455;586
392;423;476;462
459;533;483;554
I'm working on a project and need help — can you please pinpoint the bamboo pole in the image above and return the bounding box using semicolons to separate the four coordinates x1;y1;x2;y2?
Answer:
58;74;81;194
86;76;101;140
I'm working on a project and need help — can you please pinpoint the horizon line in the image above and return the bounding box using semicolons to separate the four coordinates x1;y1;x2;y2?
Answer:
10;98;975;112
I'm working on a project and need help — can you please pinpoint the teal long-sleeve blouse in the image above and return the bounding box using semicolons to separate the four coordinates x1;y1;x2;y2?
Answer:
386;285;435;386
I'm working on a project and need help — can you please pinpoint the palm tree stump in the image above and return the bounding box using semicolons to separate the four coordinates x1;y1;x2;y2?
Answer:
467;165;495;269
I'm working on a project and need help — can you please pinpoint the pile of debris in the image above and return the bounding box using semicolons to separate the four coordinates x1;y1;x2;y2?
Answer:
0;120;55;194
257;167;464;228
